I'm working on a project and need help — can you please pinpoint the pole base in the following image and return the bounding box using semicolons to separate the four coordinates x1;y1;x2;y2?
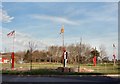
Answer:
57;67;70;72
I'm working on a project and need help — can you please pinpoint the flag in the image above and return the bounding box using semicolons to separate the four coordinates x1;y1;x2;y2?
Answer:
113;44;116;59
60;25;64;34
7;30;15;37
113;44;115;48
113;54;115;59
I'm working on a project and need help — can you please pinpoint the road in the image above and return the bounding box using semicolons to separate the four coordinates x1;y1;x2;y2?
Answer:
1;75;120;84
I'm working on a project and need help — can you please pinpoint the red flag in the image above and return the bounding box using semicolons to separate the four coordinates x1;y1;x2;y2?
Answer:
93;56;96;66
7;30;15;37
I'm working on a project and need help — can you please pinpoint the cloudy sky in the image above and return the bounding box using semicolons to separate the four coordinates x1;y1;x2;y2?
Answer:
1;1;118;60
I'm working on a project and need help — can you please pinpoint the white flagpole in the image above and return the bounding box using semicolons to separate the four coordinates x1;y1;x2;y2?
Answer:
12;30;15;69
62;25;64;48
62;26;65;67
113;44;116;66
13;33;15;52
60;25;65;67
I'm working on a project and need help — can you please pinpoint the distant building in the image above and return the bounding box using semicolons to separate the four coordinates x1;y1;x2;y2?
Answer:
0;57;9;63
0;52;10;63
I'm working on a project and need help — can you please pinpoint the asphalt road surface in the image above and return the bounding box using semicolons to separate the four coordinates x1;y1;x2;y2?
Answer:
1;75;120;84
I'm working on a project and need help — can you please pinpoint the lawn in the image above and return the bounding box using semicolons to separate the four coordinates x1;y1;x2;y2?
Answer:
1;62;119;75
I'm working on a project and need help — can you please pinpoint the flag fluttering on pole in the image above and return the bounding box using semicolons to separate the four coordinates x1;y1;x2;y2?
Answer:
60;25;65;67
60;25;64;34
7;30;15;70
113;44;116;59
113;44;116;66
7;30;15;37
113;44;116;48
113;54;116;59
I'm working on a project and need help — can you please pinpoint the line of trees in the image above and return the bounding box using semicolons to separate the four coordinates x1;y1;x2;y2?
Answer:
13;42;109;64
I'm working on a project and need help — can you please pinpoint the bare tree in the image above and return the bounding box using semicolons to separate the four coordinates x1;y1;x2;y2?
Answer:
28;41;37;52
15;51;25;63
48;46;62;63
28;41;37;70
99;44;107;62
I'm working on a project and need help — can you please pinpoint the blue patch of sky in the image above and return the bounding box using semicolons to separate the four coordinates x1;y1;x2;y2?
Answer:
2;2;117;40
2;2;110;18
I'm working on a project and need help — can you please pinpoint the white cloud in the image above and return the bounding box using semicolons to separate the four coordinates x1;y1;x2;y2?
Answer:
66;3;117;25
0;9;14;23
87;4;118;22
31;14;79;25
2;28;49;52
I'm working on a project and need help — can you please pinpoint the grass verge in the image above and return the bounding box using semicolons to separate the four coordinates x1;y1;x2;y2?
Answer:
2;68;119;76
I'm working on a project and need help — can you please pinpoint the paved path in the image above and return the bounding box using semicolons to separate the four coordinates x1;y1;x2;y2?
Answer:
1;75;120;84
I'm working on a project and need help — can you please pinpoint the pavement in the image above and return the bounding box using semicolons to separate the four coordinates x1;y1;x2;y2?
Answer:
1;74;120;84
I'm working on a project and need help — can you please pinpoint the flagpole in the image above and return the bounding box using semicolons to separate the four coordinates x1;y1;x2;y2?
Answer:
62;31;64;48
7;30;15;69
60;25;65;67
78;37;82;72
113;48;115;66
62;26;65;68
113;44;116;66
13;34;15;52
12;31;15;69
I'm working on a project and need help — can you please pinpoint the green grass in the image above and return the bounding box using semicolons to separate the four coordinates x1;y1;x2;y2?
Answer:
2;62;119;75
2;69;103;75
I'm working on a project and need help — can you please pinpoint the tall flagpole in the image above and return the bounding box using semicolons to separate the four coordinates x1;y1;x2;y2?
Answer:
7;30;15;70
60;25;65;67
12;30;15;69
62;27;64;48
62;25;65;67
78;37;82;72
113;44;116;66
13;32;15;52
